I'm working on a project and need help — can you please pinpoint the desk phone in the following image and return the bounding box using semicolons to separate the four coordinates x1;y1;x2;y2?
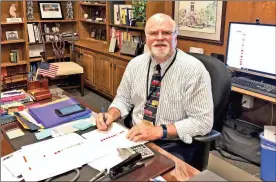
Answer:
118;144;154;160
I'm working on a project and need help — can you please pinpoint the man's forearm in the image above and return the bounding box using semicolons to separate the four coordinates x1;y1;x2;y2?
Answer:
108;107;121;121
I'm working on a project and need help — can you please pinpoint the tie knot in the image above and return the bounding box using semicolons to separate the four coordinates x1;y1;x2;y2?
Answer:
156;64;161;72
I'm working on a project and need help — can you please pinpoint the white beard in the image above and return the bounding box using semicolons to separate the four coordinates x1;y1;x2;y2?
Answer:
151;42;170;58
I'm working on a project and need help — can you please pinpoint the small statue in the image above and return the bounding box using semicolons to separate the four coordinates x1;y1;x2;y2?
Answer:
84;14;88;20
26;1;34;21
9;4;17;18
66;1;74;20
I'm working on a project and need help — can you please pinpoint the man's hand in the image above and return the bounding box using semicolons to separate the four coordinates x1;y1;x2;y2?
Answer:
126;121;163;142
96;113;115;131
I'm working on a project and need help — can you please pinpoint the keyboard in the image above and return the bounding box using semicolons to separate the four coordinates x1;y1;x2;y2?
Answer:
231;77;276;98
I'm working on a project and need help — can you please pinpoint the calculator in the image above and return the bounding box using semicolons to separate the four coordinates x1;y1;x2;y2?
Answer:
117;144;154;160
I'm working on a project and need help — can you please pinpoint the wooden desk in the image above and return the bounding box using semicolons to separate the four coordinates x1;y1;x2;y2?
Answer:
232;86;276;104
0;94;199;181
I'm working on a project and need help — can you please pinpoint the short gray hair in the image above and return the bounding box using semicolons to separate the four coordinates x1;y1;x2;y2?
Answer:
145;13;178;35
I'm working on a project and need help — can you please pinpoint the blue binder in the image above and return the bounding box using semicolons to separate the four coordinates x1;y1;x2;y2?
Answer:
28;97;92;128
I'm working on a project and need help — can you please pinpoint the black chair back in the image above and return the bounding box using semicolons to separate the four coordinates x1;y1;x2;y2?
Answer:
188;53;231;132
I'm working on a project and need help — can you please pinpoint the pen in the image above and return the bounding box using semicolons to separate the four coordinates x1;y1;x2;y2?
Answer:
100;106;107;124
89;168;108;182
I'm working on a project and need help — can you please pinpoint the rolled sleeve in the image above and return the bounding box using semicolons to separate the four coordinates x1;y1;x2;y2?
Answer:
174;64;214;144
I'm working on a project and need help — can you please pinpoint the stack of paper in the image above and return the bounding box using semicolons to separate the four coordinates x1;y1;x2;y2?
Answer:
82;123;147;171
264;126;276;143
15;133;106;181
1;151;23;182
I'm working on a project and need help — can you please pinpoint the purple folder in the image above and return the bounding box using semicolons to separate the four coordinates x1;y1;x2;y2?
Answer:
28;97;92;128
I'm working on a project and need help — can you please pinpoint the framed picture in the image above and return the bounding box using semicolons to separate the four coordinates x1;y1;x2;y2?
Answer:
38;2;63;20
6;31;19;40
174;1;227;44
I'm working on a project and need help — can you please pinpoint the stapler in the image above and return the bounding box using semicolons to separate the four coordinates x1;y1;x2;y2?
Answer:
109;152;144;180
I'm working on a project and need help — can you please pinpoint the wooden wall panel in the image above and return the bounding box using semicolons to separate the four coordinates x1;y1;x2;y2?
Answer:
165;1;276;57
163;1;276;126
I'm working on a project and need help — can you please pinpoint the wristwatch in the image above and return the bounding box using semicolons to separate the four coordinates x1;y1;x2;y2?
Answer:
161;124;167;139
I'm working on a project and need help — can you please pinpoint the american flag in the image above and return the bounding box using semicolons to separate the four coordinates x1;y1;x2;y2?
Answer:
38;62;59;78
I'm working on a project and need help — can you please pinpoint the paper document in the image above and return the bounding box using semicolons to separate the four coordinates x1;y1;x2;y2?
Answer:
19;133;106;181
264;125;276;143
2;150;23;178
88;150;124;171
82;122;147;150
1;155;23;181
51;115;96;137
83;123;147;171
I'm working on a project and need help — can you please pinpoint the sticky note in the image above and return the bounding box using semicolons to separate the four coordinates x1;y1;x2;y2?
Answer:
73;122;93;131
6;128;25;139
35;129;52;140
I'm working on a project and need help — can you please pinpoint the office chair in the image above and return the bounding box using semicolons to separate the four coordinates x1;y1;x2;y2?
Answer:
188;53;231;171
123;53;231;171
39;28;84;96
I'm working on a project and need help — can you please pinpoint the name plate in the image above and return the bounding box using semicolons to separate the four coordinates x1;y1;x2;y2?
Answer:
6;18;22;22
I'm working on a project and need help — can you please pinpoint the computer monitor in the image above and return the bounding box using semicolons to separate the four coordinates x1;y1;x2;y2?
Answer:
226;22;276;80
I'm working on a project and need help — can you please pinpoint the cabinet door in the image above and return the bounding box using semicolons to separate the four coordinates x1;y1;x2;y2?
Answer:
113;58;128;97
82;49;96;87
96;54;113;96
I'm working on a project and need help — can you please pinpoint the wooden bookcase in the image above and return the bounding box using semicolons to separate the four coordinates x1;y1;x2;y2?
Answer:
1;1;165;95
1;1;79;85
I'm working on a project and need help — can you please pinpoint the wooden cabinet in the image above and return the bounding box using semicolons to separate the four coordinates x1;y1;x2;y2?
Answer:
96;54;113;96
75;45;128;98
82;49;96;87
113;58;128;97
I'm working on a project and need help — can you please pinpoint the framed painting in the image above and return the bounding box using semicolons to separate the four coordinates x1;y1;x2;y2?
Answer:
174;1;227;44
38;2;63;20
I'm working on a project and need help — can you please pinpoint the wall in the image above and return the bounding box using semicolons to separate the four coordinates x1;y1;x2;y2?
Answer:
164;1;276;126
165;1;276;56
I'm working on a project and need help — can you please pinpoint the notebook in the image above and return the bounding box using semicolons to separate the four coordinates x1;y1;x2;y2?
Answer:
0;115;17;125
28;97;92;128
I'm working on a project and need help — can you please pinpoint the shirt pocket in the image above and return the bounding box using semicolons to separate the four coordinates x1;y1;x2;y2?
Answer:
160;91;185;121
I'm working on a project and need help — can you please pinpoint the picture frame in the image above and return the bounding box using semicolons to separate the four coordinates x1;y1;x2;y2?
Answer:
173;1;227;44
38;1;63;20
6;31;19;40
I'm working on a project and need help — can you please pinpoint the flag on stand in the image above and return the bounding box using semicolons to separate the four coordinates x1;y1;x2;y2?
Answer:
38;62;59;78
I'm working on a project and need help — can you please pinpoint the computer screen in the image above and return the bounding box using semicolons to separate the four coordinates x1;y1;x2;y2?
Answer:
226;22;276;79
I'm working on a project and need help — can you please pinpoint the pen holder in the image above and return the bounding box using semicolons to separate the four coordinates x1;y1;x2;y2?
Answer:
27;79;52;101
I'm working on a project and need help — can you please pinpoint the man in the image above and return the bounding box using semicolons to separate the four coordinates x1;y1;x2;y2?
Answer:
96;13;213;164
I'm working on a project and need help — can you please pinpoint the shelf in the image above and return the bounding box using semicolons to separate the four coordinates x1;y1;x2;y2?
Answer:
232;86;276;104
1;61;27;67
2;77;27;84
109;24;145;30
1;39;26;45
30;55;71;62
80;2;106;6
80;20;106;25
1;21;24;25
27;20;77;23
83;38;107;44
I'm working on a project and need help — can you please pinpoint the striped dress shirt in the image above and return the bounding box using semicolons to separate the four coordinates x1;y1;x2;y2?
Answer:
109;48;214;144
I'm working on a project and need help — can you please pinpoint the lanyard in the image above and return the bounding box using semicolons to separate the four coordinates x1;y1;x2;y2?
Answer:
146;50;178;100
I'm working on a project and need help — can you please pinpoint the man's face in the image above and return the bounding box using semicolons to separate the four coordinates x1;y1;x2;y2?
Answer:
146;20;177;59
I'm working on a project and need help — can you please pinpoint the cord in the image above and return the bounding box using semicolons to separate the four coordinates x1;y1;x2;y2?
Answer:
45;168;80;182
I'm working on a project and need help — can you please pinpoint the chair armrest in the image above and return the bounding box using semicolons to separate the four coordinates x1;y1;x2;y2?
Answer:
193;130;221;143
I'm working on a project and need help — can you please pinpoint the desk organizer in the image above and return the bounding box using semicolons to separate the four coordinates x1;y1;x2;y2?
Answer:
27;79;52;101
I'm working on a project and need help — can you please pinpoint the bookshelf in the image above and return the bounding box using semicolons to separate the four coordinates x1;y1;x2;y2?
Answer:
1;1;79;86
1;0;165;93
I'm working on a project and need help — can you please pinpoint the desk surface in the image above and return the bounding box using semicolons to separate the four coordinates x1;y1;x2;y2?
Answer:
0;90;199;181
231;86;276;104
